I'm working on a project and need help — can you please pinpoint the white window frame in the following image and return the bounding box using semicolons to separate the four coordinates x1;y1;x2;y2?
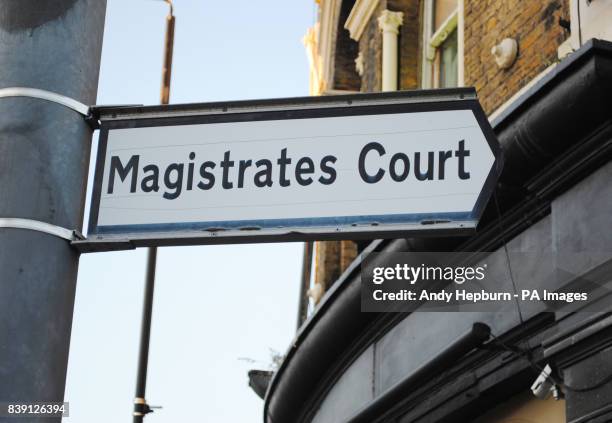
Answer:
421;0;464;89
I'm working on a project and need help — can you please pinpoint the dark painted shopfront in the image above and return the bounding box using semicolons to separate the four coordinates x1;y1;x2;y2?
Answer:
264;40;612;423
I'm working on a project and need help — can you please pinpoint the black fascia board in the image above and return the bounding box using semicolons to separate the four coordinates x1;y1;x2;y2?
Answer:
263;39;612;423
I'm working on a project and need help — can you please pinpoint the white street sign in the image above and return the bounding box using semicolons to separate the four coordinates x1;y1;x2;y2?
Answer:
81;90;502;251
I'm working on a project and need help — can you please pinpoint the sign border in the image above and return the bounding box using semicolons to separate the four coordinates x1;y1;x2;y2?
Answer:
79;89;503;252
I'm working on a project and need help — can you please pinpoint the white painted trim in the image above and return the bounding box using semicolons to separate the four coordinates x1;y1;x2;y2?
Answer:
303;25;323;96
420;0;435;88
569;0;581;48
457;0;465;86
321;89;360;95
429;9;458;51
318;0;342;93
344;0;380;41
378;9;404;91
421;1;460;88
355;51;365;77
569;0;612;48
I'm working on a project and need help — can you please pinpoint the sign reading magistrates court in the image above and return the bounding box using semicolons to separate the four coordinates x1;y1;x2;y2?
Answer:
80;89;502;252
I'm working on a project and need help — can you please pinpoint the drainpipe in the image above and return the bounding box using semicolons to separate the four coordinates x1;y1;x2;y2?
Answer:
378;10;403;91
296;241;313;329
458;0;465;86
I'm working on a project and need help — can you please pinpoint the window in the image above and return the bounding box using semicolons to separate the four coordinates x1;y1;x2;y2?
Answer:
438;29;458;87
421;0;459;89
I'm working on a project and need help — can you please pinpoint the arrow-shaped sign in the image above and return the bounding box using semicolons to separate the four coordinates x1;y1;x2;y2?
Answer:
79;88;502;252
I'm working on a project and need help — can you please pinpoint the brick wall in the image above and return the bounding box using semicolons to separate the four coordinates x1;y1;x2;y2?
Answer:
389;0;421;90
464;0;570;114
314;240;357;294
359;0;386;91
356;0;570;112
333;0;361;91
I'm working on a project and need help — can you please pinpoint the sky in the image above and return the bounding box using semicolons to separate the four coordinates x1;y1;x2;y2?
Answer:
64;1;315;422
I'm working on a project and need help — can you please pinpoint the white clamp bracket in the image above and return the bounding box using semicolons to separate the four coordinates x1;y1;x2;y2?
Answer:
0;218;84;242
0;87;91;116
0;88;91;244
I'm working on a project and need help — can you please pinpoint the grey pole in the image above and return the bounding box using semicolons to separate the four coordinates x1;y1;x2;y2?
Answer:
296;242;313;329
0;1;107;422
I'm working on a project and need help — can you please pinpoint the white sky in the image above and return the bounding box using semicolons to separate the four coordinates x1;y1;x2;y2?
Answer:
64;1;313;421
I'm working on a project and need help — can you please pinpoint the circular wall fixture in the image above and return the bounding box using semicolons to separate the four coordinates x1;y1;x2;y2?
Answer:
491;38;518;69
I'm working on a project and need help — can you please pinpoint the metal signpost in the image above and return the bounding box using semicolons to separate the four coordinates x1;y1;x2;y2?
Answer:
134;2;175;421
76;88;502;253
0;2;106;419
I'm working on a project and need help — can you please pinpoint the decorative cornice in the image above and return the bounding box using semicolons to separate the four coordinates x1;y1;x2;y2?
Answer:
318;0;342;92
303;25;324;96
344;0;380;41
354;51;365;76
378;9;404;35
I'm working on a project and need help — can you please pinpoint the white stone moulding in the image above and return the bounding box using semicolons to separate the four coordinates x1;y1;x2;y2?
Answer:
427;8;458;61
378;9;404;91
345;0;381;41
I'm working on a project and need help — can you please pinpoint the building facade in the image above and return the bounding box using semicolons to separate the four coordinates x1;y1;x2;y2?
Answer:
265;1;612;422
